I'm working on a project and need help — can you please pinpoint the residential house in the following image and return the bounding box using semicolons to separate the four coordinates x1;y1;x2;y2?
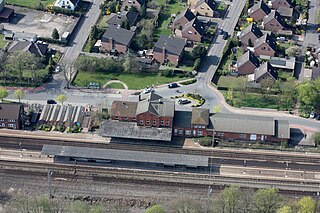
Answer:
173;108;213;137
211;113;290;142
136;93;175;128
173;8;196;30
239;23;263;47
0;103;24;130
13;32;37;42
8;41;49;57
100;26;135;54
54;0;80;10
262;10;286;32
276;6;293;18
270;0;291;10
0;0;14;22
122;0;146;12
248;0;271;22
107;11;139;28
110;101;138;122
153;35;187;66
236;51;260;75
187;0;198;8
194;0;217;17
253;62;278;85
181;18;205;42
254;34;276;57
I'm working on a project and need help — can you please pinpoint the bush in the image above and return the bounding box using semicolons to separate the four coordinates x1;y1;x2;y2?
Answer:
38;37;68;46
160;69;175;77
193;58;202;71
196;137;212;146
180;78;197;85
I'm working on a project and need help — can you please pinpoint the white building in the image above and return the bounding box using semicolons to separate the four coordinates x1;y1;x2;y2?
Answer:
54;0;80;11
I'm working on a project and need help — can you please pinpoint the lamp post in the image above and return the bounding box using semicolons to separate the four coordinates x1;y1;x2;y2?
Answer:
47;169;53;199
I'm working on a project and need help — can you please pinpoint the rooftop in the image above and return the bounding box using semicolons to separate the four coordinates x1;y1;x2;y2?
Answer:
101;26;135;46
237;51;260;68
191;108;209;125
154;35;187;56
254;33;277;52
0;103;23;120
248;0;271;16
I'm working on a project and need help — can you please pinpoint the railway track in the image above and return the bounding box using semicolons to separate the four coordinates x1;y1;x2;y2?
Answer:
1;135;320;165
1;160;320;193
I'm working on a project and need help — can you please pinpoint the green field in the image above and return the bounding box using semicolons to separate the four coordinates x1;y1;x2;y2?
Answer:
74;72;188;90
0;34;7;49
105;82;125;89
5;0;54;7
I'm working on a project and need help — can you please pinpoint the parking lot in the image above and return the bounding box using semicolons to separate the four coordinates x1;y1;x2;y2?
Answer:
2;6;78;38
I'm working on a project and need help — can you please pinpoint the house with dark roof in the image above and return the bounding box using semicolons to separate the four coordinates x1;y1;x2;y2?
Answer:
153;35;187;66
122;0;146;11
107;11;139;29
248;0;271;21
0;0;14;22
173;108;213;137
0;103;25;130
173;8;196;30
54;0;80;10
110;101;138;122
100;26;135;54
253;62;278;85
211;113;290;142
263;10;286;32
181;18;205;42
194;0;217;17
239;23;263;47
270;0;291;10
236;51;260;75
8;41;49;58
276;6;293;18
254;34;277;57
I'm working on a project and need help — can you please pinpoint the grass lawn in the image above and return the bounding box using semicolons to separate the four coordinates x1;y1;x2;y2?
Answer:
5;0;54;7
97;15;109;28
217;76;247;88
278;70;293;80
105;82;125;89
154;0;185;38
74;72;188;89
0;34;7;49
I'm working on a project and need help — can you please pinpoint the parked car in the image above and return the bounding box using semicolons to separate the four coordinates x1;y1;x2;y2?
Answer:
222;32;228;40
47;99;57;104
178;99;191;105
54;65;61;73
168;83;178;88
143;87;155;94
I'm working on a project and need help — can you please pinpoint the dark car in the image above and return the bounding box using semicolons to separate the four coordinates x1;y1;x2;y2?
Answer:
47;99;57;104
168;83;178;88
178;99;191;105
222;32;228;40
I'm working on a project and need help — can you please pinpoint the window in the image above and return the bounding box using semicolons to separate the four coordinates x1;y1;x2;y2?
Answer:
0;123;4;127
262;47;266;50
185;130;191;135
178;129;183;135
161;120;164;126
124;117;128;121
114;116;119;120
250;134;257;141
166;121;170;126
153;120;157;126
146;120;150;125
174;129;178;134
132;117;136;121
139;119;144;125
8;119;15;122
197;130;203;136
8;124;16;128
0;118;4;121
240;134;246;138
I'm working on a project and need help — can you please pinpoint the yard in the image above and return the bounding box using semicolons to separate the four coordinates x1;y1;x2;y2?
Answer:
0;34;7;49
217;76;247;88
73;72;188;89
154;0;185;38
5;0;54;7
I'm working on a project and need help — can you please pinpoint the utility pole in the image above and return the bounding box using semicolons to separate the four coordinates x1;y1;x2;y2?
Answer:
47;169;53;199
206;135;215;213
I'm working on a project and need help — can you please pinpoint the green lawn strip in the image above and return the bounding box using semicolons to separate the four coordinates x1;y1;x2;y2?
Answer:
0;34;7;49
74;72;188;89
217;76;247;88
105;82;125;89
278;70;293;80
97;15;109;28
5;0;54;7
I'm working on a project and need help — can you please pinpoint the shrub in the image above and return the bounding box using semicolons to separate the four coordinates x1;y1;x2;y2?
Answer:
193;58;202;71
180;78;197;85
160;69;175;77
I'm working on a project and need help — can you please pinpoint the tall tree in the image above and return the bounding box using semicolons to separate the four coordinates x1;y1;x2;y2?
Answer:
253;188;283;213
56;94;68;105
213;186;241;213
169;198;204;213
0;51;8;85
0;88;8;102
298;196;316;213
297;80;320;113
13;89;25;103
277;205;292;213
192;45;207;59
140;3;147;18
52;28;59;39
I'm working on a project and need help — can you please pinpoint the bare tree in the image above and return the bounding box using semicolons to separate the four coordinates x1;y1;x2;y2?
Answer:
61;63;75;89
110;200;130;213
169;198;204;213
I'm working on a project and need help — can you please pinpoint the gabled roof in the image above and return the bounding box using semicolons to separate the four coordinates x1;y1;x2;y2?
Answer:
271;0;291;4
239;23;263;39
263;10;286;27
254;62;278;81
237;51;260;68
254;33;277;52
276;120;290;139
8;41;48;57
107;11;139;27
101;26;135;46
70;0;80;5
211;113;275;135
195;0;217;11
154;35;187;56
191;108;209;125
136;93;175;117
111;101;138;118
0;103;23;120
173;8;196;25
248;0;271;16
276;7;293;17
182;18;205;36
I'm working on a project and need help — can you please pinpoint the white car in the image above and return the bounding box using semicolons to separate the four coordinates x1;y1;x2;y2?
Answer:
54;65;61;73
143;87;155;94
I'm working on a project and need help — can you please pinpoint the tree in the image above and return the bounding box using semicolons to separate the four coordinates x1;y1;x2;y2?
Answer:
129;5;138;12
116;2;120;12
278;77;297;110
0;51;9;85
192;45;207;59
169;198;204;213
298;196;316;213
56;94;67;105
89;205;106;213
253;188;283;213
52;28;59;39
297;80;320;113
285;46;302;57
140;3;147;18
314;132;320;146
13;89;25;103
121;20;130;30
277;205;292;213
90;25;99;40
0;88;8;102
145;205;166;213
212;186;241;213
123;51;142;73
69;200;90;213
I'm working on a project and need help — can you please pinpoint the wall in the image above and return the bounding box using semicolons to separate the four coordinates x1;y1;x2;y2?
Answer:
136;112;173;128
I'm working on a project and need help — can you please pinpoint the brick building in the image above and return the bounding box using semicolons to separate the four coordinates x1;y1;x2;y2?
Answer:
262;10;286;33
0;103;25;130
254;34;277;57
239;23;263;48
236;51;260;75
248;0;271;21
